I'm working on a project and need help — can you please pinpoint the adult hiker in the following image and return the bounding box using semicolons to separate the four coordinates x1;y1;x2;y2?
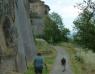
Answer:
61;57;66;72
33;52;47;74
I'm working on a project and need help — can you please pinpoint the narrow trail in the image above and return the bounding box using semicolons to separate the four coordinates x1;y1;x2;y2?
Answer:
50;46;73;74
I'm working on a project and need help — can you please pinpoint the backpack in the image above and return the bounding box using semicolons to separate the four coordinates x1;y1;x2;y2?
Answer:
34;56;44;68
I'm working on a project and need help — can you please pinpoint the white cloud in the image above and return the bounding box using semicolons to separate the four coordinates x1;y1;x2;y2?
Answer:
61;6;81;17
52;6;79;17
41;0;82;31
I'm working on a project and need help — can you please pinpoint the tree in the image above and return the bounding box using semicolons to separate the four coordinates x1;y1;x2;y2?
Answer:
73;0;95;52
50;12;64;31
43;15;61;43
50;12;70;41
43;12;70;43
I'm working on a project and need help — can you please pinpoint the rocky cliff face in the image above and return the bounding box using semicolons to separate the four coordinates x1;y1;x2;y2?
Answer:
0;0;36;73
30;0;50;36
15;0;36;72
0;0;50;73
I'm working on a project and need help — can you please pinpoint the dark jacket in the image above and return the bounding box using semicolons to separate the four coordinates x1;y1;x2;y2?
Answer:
61;57;66;65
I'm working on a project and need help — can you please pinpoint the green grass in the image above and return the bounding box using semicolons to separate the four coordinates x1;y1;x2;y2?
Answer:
24;39;56;74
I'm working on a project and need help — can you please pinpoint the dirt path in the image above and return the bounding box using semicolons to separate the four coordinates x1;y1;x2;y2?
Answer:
50;46;73;74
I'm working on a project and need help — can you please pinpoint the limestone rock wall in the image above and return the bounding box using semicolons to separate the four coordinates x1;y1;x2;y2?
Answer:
0;0;36;73
15;0;36;72
0;0;50;73
32;18;44;35
30;0;50;36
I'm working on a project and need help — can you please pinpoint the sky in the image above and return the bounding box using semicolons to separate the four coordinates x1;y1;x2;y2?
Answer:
41;0;82;31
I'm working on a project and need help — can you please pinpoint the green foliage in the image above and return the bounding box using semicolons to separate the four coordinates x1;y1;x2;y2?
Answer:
50;12;64;31
35;38;50;51
43;12;70;43
43;15;61;43
73;1;95;52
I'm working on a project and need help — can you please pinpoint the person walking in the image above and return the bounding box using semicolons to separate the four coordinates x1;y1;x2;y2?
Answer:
61;57;66;72
33;52;47;74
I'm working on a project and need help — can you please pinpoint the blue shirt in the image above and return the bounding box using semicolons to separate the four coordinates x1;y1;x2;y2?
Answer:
34;56;44;68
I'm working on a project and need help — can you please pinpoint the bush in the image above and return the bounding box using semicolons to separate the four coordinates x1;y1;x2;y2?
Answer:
75;48;95;72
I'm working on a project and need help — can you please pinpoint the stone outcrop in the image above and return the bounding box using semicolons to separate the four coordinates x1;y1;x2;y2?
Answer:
15;0;37;72
30;0;50;36
0;0;50;73
0;1;16;73
0;0;36;73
